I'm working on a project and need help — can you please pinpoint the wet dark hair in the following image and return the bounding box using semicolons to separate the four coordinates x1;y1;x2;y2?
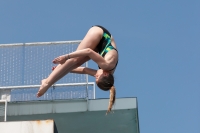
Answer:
96;73;114;91
96;73;116;114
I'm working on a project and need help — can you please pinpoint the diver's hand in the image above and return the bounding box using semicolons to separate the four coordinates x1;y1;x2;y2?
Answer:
52;55;67;64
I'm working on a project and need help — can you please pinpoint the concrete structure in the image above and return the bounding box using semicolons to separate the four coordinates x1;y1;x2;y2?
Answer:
0;120;57;133
1;98;140;133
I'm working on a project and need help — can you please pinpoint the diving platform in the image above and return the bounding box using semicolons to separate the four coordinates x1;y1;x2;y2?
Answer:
0;98;140;133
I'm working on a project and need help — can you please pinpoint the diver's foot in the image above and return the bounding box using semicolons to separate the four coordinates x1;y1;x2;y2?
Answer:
37;79;49;97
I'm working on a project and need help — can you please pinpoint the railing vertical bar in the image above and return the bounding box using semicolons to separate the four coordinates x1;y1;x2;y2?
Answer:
93;82;96;99
4;100;7;122
85;62;89;111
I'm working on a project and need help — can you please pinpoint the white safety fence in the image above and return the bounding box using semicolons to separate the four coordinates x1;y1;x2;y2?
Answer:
0;40;96;121
0;40;85;86
0;83;95;101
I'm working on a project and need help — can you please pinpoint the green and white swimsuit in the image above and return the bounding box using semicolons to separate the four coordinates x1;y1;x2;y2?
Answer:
94;25;118;71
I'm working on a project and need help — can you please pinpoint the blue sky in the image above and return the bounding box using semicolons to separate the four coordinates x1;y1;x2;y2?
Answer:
0;1;199;133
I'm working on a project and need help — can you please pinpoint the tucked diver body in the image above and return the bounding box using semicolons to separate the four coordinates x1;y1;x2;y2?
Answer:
37;25;118;113
95;25;118;71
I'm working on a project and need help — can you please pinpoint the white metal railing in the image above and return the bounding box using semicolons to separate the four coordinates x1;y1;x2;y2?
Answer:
0;40;95;113
0;82;96;101
0;100;7;122
0;40;82;47
0;82;94;90
0;40;85;86
0;40;95;101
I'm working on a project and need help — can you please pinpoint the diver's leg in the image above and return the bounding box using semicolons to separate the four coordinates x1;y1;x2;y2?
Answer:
37;26;103;97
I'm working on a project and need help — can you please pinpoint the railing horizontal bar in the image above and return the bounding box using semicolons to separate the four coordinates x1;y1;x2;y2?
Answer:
0;82;95;90
0;40;82;47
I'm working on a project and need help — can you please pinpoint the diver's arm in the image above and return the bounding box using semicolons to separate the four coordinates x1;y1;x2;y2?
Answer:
70;67;97;76
53;48;111;70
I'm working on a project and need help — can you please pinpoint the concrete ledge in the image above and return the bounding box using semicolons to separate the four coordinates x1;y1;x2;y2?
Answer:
7;98;137;116
0;119;57;133
5;98;139;133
